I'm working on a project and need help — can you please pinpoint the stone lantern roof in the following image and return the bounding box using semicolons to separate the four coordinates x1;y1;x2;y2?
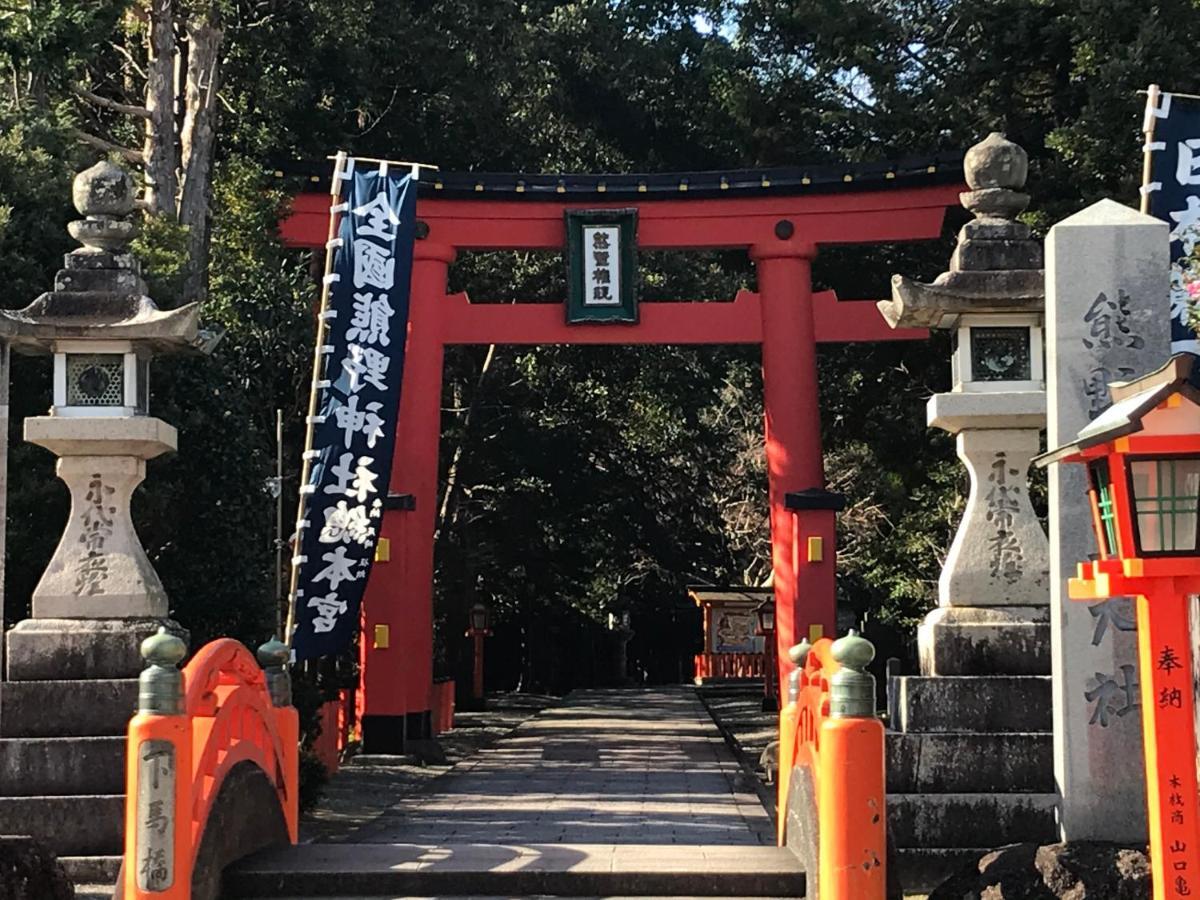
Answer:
0;160;203;353
878;132;1044;329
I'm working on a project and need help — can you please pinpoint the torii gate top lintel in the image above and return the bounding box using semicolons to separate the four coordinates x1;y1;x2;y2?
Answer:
281;154;964;253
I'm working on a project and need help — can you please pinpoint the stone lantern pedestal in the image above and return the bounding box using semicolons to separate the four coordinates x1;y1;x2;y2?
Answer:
0;161;204;882
23;416;175;620
919;392;1050;676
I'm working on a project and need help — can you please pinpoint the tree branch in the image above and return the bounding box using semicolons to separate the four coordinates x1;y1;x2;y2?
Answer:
72;129;145;165
109;40;148;81
73;85;152;119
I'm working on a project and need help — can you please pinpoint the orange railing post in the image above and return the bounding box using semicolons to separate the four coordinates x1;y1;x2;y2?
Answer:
818;634;886;898
257;639;300;842
779;631;886;900
123;628;193;900
122;633;300;898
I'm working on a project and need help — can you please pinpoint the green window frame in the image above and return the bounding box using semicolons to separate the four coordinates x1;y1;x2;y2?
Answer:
1089;459;1118;557
1127;455;1200;556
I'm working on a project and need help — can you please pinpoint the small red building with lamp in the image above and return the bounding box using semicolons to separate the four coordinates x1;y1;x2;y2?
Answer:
1039;352;1200;900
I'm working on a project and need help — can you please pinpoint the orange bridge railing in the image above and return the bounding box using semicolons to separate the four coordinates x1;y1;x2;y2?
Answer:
121;630;299;899
777;631;886;899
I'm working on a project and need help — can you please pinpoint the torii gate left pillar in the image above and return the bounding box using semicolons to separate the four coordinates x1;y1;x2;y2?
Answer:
283;179;960;751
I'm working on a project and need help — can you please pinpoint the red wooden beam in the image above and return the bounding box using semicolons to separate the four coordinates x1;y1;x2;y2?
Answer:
812;292;927;343
439;290;928;345
442;289;762;345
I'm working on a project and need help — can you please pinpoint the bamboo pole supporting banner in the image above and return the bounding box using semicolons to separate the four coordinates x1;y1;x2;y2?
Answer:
1141;84;1163;215
275;408;284;637
285;151;348;642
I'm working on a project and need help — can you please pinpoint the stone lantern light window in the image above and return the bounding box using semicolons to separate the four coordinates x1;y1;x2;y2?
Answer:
951;313;1043;392
52;339;147;417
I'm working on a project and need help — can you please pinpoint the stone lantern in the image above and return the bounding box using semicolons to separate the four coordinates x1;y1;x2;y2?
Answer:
1;160;204;665
880;132;1050;675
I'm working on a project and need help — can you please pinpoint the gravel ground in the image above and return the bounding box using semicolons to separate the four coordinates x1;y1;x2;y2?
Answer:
694;683;779;801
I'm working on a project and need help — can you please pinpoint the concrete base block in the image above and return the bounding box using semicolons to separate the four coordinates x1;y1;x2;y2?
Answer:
0;679;137;738
888;675;1051;733
918;606;1050;676
888;792;1058;849
5;617;185;681
887;732;1053;793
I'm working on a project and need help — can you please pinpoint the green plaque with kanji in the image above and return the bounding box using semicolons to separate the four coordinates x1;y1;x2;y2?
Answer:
565;209;638;324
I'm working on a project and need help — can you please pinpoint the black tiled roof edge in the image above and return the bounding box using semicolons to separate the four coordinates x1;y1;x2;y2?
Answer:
270;151;965;199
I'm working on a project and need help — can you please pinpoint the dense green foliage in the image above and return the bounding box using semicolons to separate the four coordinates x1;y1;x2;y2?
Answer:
3;0;1199;689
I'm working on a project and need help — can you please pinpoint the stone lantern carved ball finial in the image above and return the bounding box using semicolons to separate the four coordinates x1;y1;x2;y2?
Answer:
67;160;137;254
964;132;1028;191
960;132;1030;222
72;160;134;217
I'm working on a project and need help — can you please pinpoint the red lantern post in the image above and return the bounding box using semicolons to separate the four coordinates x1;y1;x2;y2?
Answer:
466;602;491;705
757;597;778;713
1039;354;1200;899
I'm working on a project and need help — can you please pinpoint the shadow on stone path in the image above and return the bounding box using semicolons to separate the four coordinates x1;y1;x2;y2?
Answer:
312;686;773;847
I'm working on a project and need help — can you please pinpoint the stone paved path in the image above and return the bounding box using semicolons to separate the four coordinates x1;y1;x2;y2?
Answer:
332;687;773;846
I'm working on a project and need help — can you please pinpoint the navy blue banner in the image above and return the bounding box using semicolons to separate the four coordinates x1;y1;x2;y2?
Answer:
291;159;417;661
1144;88;1200;354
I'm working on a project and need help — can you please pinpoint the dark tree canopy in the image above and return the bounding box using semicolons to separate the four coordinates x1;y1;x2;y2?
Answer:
2;0;1198;689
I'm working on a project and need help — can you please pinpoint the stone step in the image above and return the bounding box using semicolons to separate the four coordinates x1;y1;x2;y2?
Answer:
886;732;1053;793
0;794;124;856
225;843;806;897
0;736;125;795
888;675;1051;733
60;854;122;887
895;847;990;895
888;792;1058;849
0;679;137;738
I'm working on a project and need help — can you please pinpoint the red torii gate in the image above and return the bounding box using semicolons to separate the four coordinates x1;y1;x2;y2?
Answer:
281;161;962;751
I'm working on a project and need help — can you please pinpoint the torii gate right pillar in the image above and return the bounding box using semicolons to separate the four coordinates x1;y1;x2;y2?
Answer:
754;240;838;682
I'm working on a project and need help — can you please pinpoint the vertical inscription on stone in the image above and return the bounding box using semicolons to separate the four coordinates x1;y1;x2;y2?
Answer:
986;451;1025;584
1046;199;1169;841
136;739;175;891
74;472;115;595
